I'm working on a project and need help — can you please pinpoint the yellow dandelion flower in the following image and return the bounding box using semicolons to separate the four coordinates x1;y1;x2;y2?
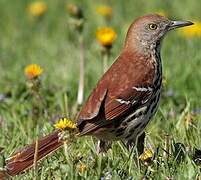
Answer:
156;10;167;17
24;64;43;79
54;117;77;131
96;27;117;47
28;1;47;17
139;148;154;161
78;163;87;173
181;21;201;37
96;5;112;17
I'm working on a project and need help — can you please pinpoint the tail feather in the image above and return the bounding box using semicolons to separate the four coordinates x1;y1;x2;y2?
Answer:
5;131;63;176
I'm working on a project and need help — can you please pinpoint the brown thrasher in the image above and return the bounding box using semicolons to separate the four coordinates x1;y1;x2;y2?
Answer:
4;14;193;176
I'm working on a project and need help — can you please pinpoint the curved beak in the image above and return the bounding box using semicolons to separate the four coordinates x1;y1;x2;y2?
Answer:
168;20;193;30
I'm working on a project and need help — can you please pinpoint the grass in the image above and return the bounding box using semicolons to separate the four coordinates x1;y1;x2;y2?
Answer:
0;0;201;179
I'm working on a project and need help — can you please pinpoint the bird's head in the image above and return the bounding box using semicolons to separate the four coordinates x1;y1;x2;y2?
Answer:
124;14;193;53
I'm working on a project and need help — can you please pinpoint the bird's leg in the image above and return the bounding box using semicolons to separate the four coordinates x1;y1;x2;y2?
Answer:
96;140;112;154
125;132;145;169
126;132;145;156
136;132;146;155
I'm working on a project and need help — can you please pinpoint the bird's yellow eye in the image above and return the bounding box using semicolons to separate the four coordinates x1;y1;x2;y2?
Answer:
149;23;158;30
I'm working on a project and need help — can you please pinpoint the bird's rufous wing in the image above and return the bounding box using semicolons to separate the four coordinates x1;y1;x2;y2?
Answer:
104;85;153;120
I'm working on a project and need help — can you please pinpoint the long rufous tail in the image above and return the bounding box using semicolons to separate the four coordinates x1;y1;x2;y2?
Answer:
5;131;63;177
